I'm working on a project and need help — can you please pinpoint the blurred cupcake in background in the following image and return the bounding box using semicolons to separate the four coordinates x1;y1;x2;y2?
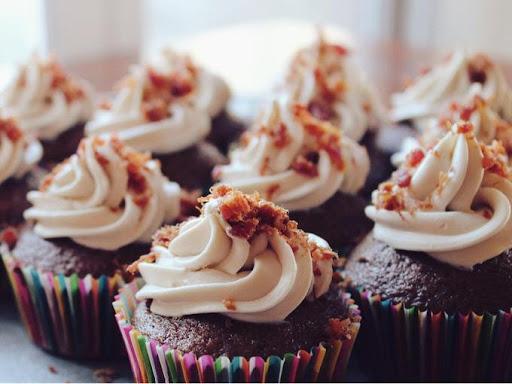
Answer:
0;54;94;164
391;50;512;132
392;91;512;166
276;32;389;194
0;116;42;228
214;100;372;251
344;121;512;381
86;48;243;190
2;135;196;358
115;185;360;383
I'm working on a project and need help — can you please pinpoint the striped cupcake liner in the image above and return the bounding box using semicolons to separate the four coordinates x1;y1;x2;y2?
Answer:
113;281;361;383
351;288;512;382
2;248;137;359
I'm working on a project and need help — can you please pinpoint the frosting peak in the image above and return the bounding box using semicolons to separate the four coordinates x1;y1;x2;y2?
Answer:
216;101;369;211
134;185;337;323
368;122;512;269
85;49;230;154
0;116;42;184
24;135;183;250
279;33;385;141
0;54;94;140
391;51;512;127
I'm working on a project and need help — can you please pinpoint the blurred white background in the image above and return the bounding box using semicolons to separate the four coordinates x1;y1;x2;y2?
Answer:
0;0;510;92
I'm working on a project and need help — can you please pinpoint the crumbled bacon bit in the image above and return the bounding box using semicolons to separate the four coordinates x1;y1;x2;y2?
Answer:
309;240;337;262
394;168;412;188
142;98;169;122
375;182;405;211
456;121;474;134
326;318;352;340
273;123;291;148
481;141;510;177
98;100;112;110
1;227;18;248
222;298;237;311
406;148;425;167
459;105;476;121
260;156;270;175
126;252;157;275
94;150;109;167
152;225;180;248
206;185;308;251
266;184;280;199
0;117;23;142
39;159;70;192
291;154;319;177
482;209;492;219
46;60;85;103
307;100;334;121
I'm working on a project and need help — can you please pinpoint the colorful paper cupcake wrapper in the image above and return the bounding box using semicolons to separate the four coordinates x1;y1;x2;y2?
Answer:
2;248;138;359
113;281;361;383
351;288;512;382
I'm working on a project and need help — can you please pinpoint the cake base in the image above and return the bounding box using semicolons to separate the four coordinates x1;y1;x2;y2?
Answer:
207;110;246;154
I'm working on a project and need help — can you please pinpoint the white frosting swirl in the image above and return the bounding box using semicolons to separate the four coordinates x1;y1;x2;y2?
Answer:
217;101;370;211
278;34;385;142
0;54;94;140
392;90;512;166
0;117;42;184
391;50;512;128
367;123;512;269
136;195;334;323
86;49;230;154
24;136;182;250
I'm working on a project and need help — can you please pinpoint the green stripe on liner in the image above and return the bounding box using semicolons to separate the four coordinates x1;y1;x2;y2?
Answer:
215;356;230;383
137;336;154;383
478;313;496;380
281;353;296;382
165;350;178;383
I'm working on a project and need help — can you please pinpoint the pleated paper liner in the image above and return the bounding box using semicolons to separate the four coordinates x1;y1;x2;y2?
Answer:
2;249;140;359
113;280;361;383
351;288;512;382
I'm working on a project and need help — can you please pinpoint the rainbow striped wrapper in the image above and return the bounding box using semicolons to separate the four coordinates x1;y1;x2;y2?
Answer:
2;249;137;359
113;281;361;383
351;288;512;381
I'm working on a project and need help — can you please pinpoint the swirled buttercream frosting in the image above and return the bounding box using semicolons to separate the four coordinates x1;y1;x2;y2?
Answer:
367;121;512;269
0;54;94;140
133;185;337;323
392;92;512;166
85;49;230;154
278;32;385;142
0;116;42;184
24;135;183;250
215;101;369;211
391;51;512;128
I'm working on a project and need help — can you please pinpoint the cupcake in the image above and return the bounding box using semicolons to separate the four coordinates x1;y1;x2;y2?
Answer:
391;50;512;132
392;91;512;166
0;54;94;164
276;32;390;194
0;116;43;227
344;121;512;381
114;185;361;382
85;49;241;190
2;135;195;358
214;101;372;251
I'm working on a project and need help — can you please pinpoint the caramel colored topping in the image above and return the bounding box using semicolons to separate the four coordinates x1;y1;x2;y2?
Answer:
45;60;85;103
222;298;237;311
1;226;18;248
0;117;23;142
375;181;405;211
152;225;180;248
291;153;319;177
481;140;510;178
127;252;157;275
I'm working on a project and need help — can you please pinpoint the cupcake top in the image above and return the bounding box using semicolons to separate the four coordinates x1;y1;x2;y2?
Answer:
85;48;230;154
278;33;384;142
214;101;369;211
391;51;512;128
367;121;512;269
392;92;512;166
132;185;337;323
24;135;183;250
0;54;94;141
0;116;42;184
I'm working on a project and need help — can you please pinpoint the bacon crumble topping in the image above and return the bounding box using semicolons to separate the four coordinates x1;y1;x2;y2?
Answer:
0;117;23;142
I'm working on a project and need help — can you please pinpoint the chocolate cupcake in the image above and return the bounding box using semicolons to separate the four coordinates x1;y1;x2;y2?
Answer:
0;54;94;164
2;135;195;358
85;49;240;190
391;51;512;132
114;186;361;382
214;101;372;251
275;33;391;194
344;122;512;381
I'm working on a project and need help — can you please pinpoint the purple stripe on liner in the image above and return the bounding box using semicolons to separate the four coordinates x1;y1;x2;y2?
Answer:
198;355;215;383
183;352;200;383
150;340;164;382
